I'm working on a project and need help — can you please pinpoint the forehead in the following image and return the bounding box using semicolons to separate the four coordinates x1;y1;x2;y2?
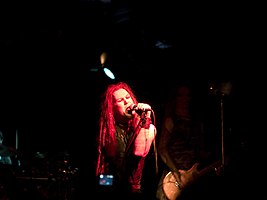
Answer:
113;88;128;100
176;86;190;95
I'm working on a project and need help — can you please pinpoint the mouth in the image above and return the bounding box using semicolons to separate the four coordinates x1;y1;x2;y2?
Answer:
125;104;135;116
127;104;136;111
126;106;131;113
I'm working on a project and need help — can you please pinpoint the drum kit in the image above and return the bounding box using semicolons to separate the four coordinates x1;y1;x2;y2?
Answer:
0;148;79;200
0;145;15;165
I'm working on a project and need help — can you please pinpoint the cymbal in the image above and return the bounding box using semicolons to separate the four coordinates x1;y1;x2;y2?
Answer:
35;151;48;159
0;150;15;156
0;145;16;156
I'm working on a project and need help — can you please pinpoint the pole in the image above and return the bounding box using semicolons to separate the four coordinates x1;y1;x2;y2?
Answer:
220;96;225;168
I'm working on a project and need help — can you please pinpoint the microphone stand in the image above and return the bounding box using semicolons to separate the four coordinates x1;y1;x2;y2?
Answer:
219;81;232;172
209;81;232;174
220;94;225;170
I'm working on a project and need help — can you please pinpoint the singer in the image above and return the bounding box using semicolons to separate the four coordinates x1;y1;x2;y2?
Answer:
95;81;157;199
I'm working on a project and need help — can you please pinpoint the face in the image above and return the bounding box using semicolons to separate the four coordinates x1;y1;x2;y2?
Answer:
113;88;134;121
175;86;191;109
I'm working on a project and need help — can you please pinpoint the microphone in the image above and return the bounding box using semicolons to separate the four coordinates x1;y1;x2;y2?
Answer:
127;104;152;114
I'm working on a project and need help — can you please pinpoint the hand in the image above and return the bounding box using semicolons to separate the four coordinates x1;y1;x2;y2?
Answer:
173;171;183;190
135;103;151;111
214;165;224;176
133;103;152;118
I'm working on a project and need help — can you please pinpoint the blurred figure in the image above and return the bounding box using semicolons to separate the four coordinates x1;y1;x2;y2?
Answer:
156;84;222;200
95;82;157;199
0;130;15;165
0;130;17;199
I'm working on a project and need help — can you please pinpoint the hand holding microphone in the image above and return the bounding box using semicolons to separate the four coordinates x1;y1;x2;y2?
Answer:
127;103;152;116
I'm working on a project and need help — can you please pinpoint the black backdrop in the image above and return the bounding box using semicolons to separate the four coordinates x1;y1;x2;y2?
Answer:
0;1;265;199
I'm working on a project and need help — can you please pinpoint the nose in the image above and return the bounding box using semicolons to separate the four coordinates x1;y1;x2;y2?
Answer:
123;97;129;104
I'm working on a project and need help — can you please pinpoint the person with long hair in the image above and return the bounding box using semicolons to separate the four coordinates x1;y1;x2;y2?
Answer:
95;82;157;199
156;83;222;200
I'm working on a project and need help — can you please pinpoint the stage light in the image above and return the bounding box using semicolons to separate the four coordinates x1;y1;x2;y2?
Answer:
90;52;116;80
103;67;115;79
100;52;115;80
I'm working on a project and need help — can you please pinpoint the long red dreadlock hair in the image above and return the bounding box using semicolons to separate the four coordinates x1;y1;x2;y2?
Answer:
96;82;138;176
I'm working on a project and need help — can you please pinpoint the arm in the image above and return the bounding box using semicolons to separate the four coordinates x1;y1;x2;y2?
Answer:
158;117;182;186
134;123;156;157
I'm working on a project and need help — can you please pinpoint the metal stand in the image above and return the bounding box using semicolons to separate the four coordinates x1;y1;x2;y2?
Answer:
220;95;225;170
219;81;232;171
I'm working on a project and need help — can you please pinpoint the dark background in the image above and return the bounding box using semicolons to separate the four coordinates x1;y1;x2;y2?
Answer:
0;0;265;198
